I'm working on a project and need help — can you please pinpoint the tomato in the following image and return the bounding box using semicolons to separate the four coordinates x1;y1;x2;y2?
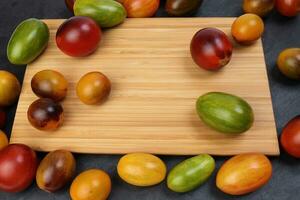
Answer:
0;131;8;150
76;72;111;105
0;144;38;193
166;0;203;16
216;153;272;195
0;70;21;107
275;0;300;17
117;153;166;186
243;0;275;17
190;28;233;71
281;116;300;158
70;169;111;200
123;0;160;17
277;48;300;80
231;14;264;44
27;98;64;131
0;110;5;129
31;70;68;101
56;16;101;57
37;150;76;192
65;0;76;13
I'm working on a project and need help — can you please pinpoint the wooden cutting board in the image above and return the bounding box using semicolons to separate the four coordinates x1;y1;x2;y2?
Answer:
10;18;279;155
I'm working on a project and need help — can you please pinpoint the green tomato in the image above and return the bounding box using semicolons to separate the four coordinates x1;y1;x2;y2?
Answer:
196;92;254;134
74;0;127;28
7;18;49;65
167;154;215;193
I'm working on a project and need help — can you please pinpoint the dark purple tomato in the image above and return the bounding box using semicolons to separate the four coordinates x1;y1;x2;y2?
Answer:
275;0;300;17
0;144;38;193
56;16;101;57
65;0;76;13
281;116;300;158
190;28;233;71
0;110;5;129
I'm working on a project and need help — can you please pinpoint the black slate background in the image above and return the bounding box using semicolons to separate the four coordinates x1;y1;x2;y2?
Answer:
0;0;299;199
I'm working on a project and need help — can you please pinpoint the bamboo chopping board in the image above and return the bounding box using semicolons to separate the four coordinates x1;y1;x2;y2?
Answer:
10;18;279;155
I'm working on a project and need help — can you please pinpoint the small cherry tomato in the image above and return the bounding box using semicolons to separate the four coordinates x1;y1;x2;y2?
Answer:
0;144;38;193
216;153;272;195
65;0;76;13
56;16;101;57
231;14;264;44
190;28;233;71
0;110;5;129
123;0;160;18
281;116;300;158
277;48;300;80
275;0;300;17
0;131;8;150
70;169;111;200
243;0;275;17
0;70;21;107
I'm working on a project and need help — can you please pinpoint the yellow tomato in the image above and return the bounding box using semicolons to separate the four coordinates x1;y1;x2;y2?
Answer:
70;169;111;200
0;131;8;150
216;153;272;195
117;153;167;187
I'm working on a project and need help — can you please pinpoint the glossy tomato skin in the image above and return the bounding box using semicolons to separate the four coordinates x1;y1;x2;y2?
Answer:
281;116;300;158
216;153;272;195
277;48;300;80
0;144;38;193
243;0;275;17
275;0;300;17
124;0;160;18
65;0;76;13
56;16;101;57
190;28;233;71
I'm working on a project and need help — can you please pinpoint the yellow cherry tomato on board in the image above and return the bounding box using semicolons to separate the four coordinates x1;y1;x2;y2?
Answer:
0;131;8;150
117;153;167;186
216;153;272;195
70;169;111;200
231;14;264;44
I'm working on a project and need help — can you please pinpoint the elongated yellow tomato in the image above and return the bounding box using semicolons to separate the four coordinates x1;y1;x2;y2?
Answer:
216;153;272;195
117;153;167;186
0;131;8;150
70;169;111;200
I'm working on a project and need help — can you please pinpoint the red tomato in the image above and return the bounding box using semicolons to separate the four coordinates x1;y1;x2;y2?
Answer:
124;0;160;17
281;116;300;158
0;110;5;129
56;16;101;57
275;0;300;17
190;28;233;71
0;144;38;192
65;0;76;13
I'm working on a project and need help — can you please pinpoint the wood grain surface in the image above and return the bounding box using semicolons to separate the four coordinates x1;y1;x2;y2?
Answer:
10;18;279;155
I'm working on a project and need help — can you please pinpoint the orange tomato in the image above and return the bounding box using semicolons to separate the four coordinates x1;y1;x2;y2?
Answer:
123;0;160;18
0;131;8;150
216;153;272;195
231;14;264;44
70;169;111;200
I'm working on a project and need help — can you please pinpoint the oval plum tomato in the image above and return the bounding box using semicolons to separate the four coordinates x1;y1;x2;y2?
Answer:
0;144;38;193
190;28;233;71
275;0;300;17
56;16;101;57
123;0;160;18
65;0;76;13
281;116;300;158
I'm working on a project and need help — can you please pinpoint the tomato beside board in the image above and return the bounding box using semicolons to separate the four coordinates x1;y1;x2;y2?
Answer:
0;70;21;107
243;0;275;17
190;28;232;70
56;16;101;57
281;116;300;158
277;48;300;80
166;0;203;16
216;153;272;195
275;0;300;17
0;144;38;193
0;131;8;150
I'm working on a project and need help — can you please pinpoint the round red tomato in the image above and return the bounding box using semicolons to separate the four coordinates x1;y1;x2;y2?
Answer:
190;28;233;71
0;144;38;192
281;116;300;158
56;16;101;57
65;0;76;13
275;0;300;17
